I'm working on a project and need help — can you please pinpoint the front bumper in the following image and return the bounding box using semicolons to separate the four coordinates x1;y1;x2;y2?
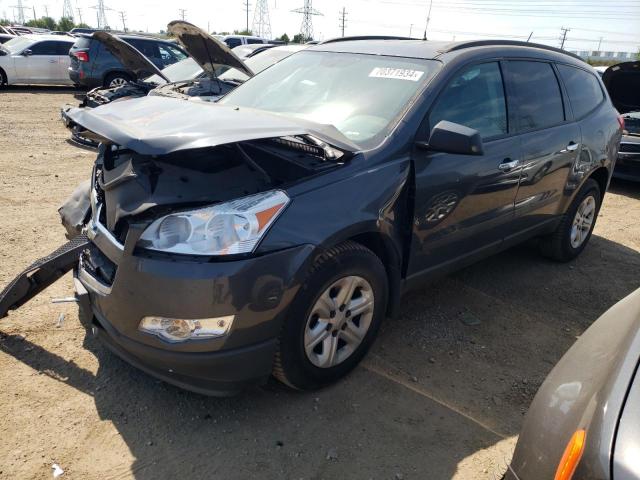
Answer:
75;214;314;395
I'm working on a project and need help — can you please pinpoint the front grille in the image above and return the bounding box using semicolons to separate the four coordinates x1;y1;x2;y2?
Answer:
620;142;640;154
81;243;117;286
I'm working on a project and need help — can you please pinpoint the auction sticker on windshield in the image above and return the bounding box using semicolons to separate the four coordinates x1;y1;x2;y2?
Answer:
369;67;425;81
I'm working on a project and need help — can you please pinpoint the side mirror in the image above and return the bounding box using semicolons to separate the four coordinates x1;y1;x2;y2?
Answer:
22;49;32;56
417;120;484;156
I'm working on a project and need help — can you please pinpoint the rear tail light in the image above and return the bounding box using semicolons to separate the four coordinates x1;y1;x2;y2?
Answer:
554;429;586;480
618;114;625;131
73;51;89;62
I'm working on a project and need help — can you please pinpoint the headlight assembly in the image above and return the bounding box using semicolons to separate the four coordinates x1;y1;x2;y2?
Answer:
137;190;289;255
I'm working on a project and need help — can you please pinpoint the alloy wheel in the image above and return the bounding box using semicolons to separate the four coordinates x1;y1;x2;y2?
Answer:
304;275;375;368
109;77;128;88
570;195;596;248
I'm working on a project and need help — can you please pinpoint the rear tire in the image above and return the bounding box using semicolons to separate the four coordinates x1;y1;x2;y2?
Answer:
273;241;388;390
103;72;132;88
540;179;601;262
0;68;7;86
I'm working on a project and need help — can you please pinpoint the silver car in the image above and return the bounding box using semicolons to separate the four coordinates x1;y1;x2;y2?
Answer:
0;34;75;86
506;287;640;480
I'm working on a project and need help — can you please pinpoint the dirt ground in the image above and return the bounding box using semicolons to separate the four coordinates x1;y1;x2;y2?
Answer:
1;87;639;480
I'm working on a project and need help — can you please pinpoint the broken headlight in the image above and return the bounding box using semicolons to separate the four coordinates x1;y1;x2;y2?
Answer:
137;190;289;255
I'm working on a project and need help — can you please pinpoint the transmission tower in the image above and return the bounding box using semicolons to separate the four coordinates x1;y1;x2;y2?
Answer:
62;0;74;21
292;0;322;41
338;7;347;37
252;0;271;38
91;0;110;29
10;0;29;24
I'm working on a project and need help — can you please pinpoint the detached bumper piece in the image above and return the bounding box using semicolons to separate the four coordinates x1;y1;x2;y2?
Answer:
0;235;89;319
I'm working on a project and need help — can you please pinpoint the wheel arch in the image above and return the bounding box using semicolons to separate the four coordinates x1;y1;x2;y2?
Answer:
0;65;8;85
587;166;610;199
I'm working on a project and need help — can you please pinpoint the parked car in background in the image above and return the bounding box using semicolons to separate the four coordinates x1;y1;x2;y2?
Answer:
601;61;640;181
232;43;276;60
0;34;74;86
506;287;640;480
0;33;16;44
0;39;621;396
220;34;270;48
68;33;188;88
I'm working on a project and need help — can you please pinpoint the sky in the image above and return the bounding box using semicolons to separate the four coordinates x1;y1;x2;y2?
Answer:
2;0;639;53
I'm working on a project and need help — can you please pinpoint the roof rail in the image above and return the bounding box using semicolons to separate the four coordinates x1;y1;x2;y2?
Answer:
438;40;583;61
320;35;418;45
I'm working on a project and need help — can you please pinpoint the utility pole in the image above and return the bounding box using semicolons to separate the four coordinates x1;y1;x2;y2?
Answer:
44;5;49;17
178;8;186;21
338;7;347;37
243;0;250;33
32;5;36;20
292;0;322;41
527;31;533;42
559;26;570;49
409;23;413;37
118;10;126;32
423;0;433;40
76;7;83;24
597;36;603;52
252;0;271;38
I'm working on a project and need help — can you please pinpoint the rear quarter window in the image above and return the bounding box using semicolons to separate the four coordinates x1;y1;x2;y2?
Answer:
73;36;92;49
557;65;604;119
509;61;565;131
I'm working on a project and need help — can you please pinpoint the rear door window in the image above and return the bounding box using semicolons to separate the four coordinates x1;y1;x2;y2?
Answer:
509;61;565;131
429;62;508;139
55;42;73;55
247;38;264;44
557;64;604;119
225;37;242;48
30;41;59;55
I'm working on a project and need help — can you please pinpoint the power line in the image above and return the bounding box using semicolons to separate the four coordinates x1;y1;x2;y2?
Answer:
338;7;347;37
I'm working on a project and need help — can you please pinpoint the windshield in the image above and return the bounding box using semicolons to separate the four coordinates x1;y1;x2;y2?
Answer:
218;47;304;84
145;57;203;84
2;36;33;54
219;51;440;148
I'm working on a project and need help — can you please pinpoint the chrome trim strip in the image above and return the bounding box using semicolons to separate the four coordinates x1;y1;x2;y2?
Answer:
87;189;124;265
77;258;112;296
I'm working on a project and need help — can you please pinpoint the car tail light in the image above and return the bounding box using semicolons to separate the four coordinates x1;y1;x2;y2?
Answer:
618;114;625;131
73;51;89;62
554;429;586;480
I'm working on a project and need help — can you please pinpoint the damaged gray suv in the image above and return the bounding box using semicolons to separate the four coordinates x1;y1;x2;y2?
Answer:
0;39;622;395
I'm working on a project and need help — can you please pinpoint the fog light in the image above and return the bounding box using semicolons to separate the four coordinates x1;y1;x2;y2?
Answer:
138;315;234;342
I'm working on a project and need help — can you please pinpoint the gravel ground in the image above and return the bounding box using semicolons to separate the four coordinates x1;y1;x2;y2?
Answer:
1;86;639;480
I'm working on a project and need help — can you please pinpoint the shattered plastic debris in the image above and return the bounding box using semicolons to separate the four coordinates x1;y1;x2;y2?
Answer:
52;464;64;478
56;313;65;328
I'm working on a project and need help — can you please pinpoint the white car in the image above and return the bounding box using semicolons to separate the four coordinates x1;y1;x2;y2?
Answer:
0;34;75;86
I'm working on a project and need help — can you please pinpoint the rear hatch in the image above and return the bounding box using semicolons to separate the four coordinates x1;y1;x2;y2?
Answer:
69;35;92;72
602;61;640;115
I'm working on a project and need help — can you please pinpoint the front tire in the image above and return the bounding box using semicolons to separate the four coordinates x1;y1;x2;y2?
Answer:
540;178;601;262
273;241;388;390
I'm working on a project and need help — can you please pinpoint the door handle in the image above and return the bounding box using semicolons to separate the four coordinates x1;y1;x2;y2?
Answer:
498;158;520;171
566;142;580;152
49;59;57;63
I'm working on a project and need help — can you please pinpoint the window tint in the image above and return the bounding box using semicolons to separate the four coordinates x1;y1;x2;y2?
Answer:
30;41;59;55
225;38;242;48
510;61;565;131
557;65;604;119
55;42;73;55
429;62;507;139
247;38;264;44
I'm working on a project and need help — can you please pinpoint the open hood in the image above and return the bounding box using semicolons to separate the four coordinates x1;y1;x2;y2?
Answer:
602;61;640;114
64;96;358;155
167;20;254;80
93;31;169;83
